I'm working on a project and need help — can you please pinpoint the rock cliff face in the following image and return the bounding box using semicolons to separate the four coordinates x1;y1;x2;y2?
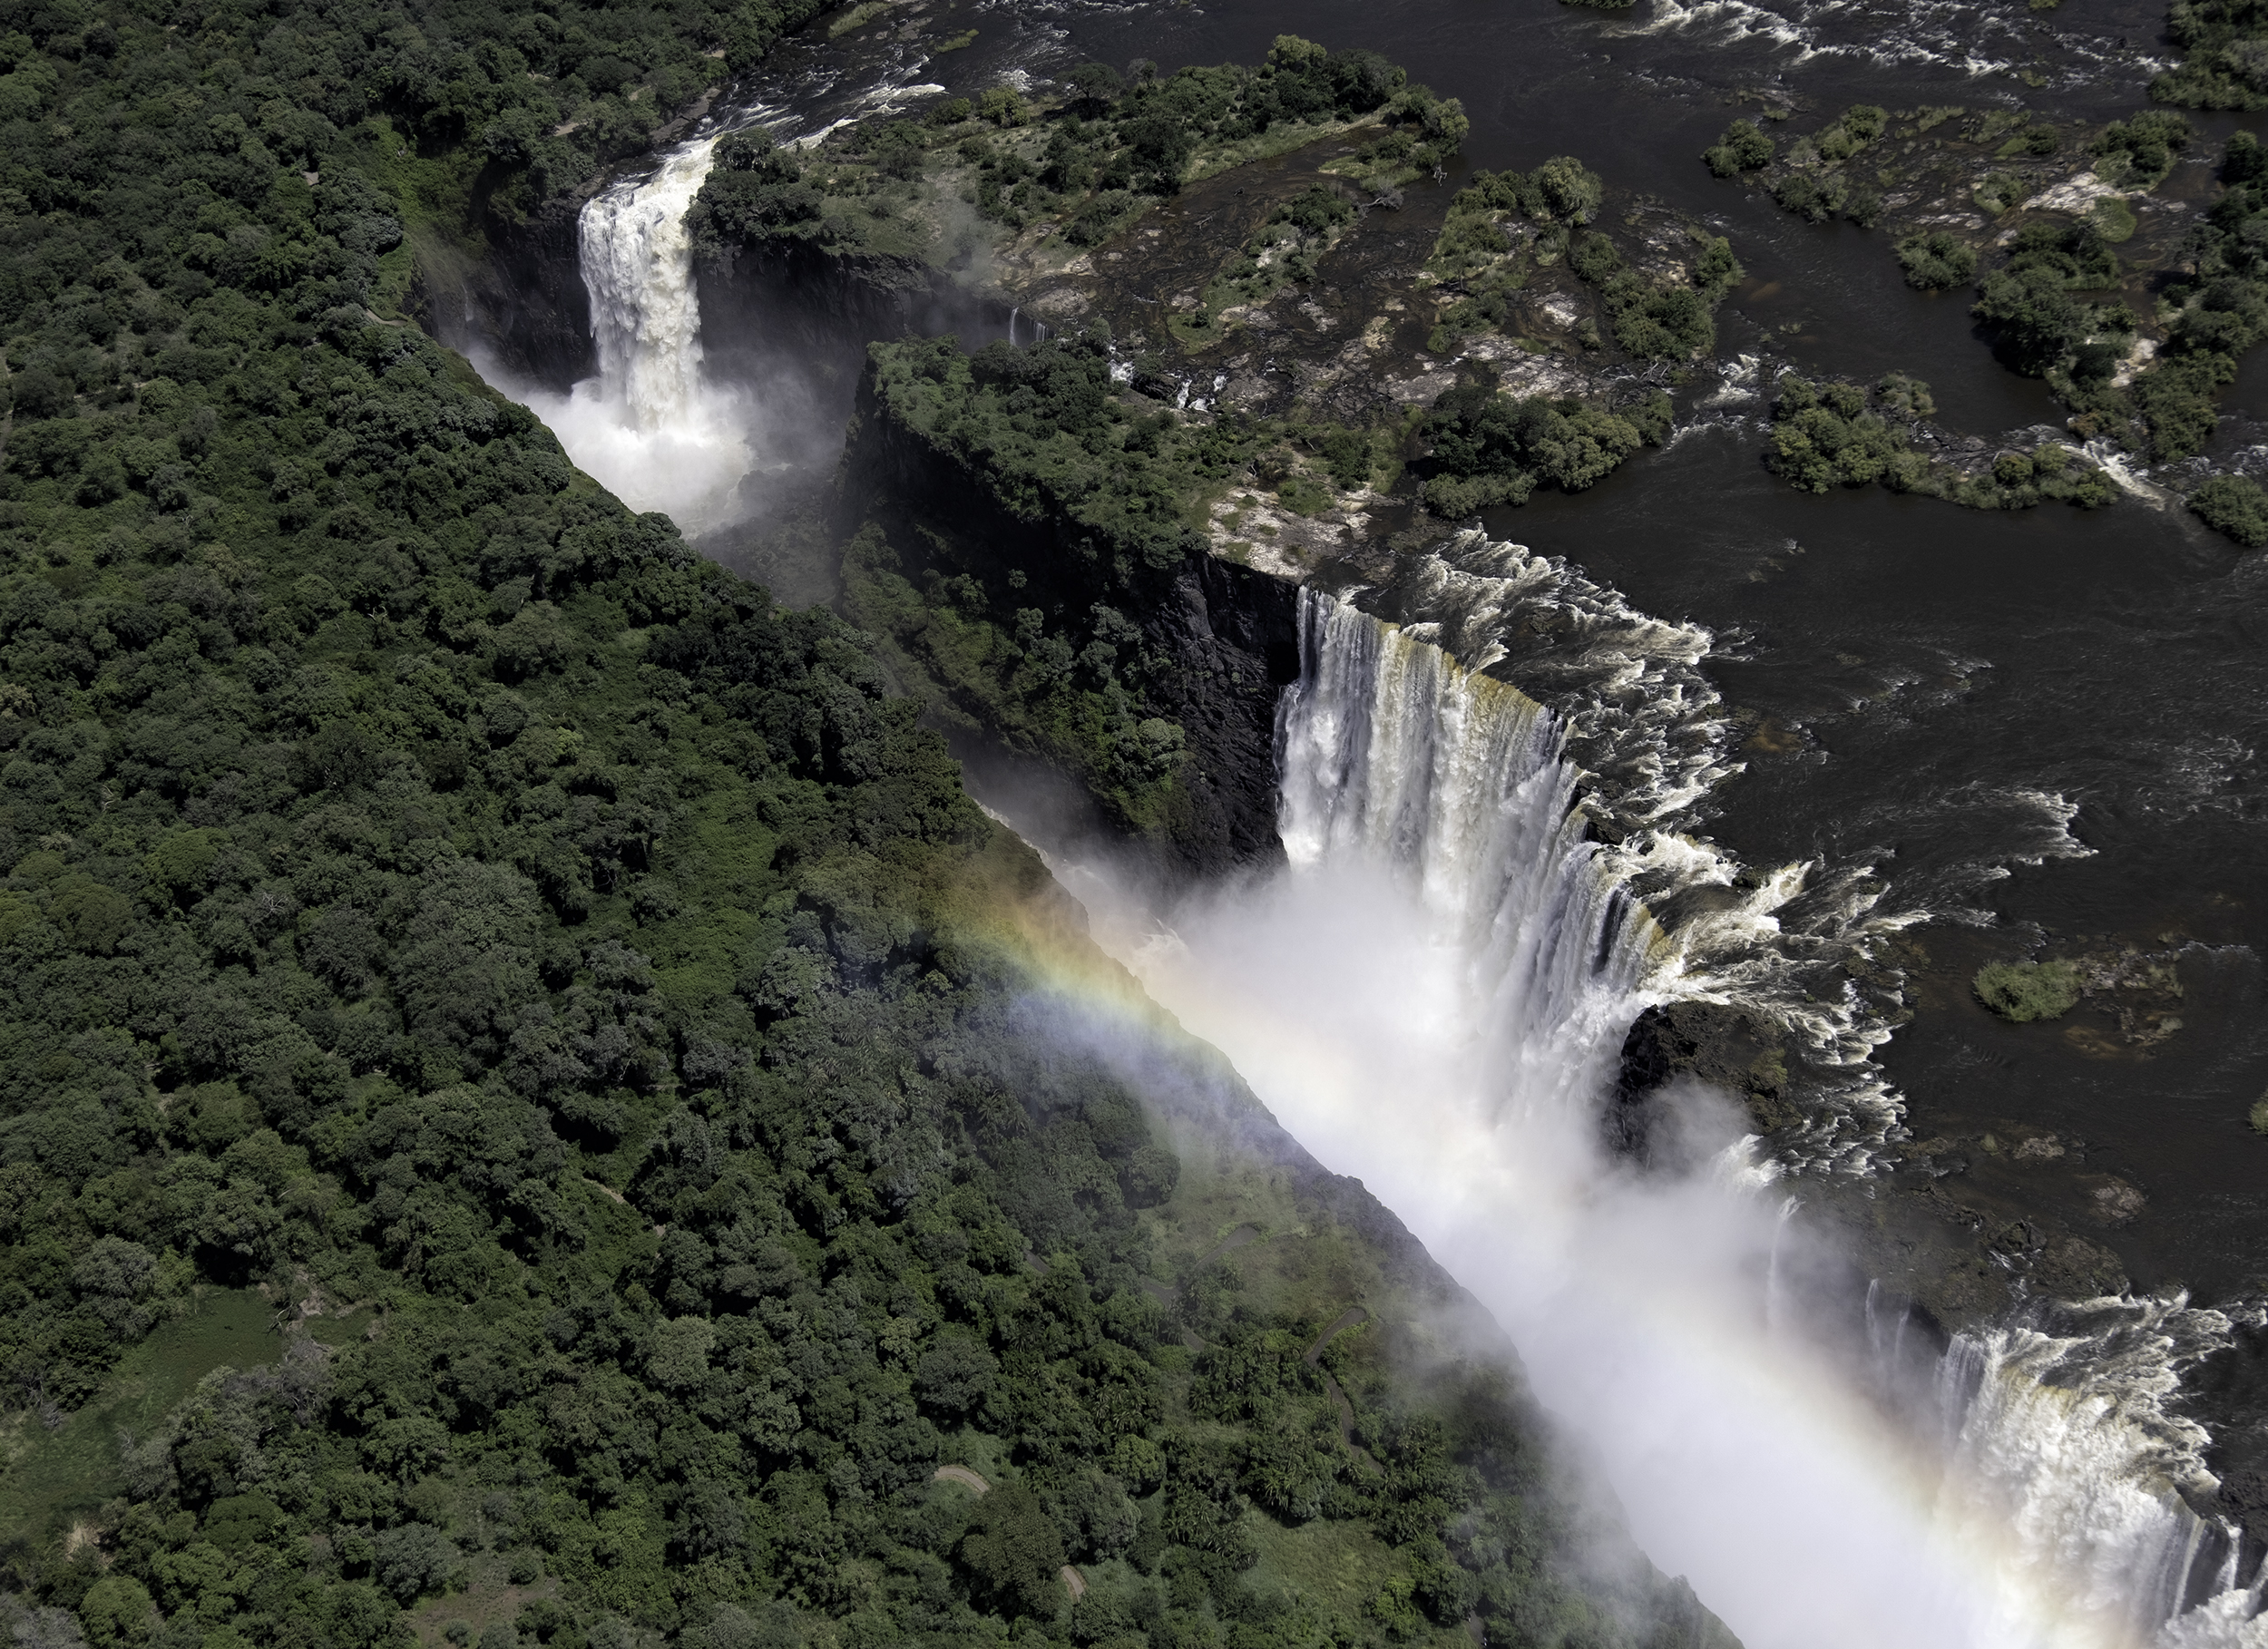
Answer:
437;194;599;390
695;241;999;383
830;374;1303;882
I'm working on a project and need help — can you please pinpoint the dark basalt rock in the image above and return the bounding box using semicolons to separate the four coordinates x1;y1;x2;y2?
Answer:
433;191;599;391
830;371;1301;883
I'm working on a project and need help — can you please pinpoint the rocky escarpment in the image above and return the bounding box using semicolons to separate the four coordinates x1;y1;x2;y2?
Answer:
831;368;1301;883
695;239;1000;385
428;190;600;389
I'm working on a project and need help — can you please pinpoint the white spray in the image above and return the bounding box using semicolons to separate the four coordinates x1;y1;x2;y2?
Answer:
1046;555;2264;1649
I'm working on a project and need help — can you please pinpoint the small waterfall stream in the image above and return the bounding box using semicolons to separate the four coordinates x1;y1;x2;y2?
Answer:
580;141;724;440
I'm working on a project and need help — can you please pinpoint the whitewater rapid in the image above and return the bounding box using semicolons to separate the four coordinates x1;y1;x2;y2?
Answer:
1056;564;2264;1649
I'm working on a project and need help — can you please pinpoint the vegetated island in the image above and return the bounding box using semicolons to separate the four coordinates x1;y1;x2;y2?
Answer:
0;9;1739;1649
1699;89;2268;542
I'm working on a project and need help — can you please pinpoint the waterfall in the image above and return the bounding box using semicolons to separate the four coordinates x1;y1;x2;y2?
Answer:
1056;557;2266;1649
580;141;719;438
465;134;758;536
543;138;755;534
1274;589;1661;1124
1932;1299;2268;1649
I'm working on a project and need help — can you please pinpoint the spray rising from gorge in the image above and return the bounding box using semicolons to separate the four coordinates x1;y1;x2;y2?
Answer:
1052;562;2267;1649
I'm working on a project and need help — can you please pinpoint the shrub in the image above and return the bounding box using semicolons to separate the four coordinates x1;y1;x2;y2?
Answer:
2132;353;2231;459
1774;170;1846;222
1972;266;2090;374
1702;119;1775;177
1896;231;1977;292
1568;232;1624;284
1816;103;1886;162
1972;960;2083;1022
1973;171;2027;213
2090;109;2193;187
2188;473;2268;546
977;86;1029;128
1693;235;1745;300
1532;154;1605;223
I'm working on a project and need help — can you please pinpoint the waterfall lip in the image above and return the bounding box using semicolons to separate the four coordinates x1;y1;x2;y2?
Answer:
1313;536;1914;1176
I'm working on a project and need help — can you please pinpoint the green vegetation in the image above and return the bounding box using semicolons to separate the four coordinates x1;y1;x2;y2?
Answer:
1972;960;2084;1022
1701;120;1776;179
2090;110;2194;187
689;36;1467;278
1970;171;2027;216
1565;231;1743;361
2250;1093;2268;1134
1767;376;2119;508
1895;231;1979;292
2155;0;2268;109
1421;158;1603;351
2040;131;2268;459
2187;473;2268;545
1706;103;1886;228
0;10;1715;1649
1169;183;1361;348
1422;163;1737;357
687;129;828;253
1416;372;1670;517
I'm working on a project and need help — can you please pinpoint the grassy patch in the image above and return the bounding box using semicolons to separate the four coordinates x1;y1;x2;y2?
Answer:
406;1558;562;1649
1244;1510;1423;1626
827;0;891;35
0;1289;277;1541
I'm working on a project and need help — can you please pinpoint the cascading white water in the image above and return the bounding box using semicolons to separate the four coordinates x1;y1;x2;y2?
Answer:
582;142;719;437
1056;554;2267;1649
523;139;756;533
1934;1299;2268;1649
1274;590;1660;1126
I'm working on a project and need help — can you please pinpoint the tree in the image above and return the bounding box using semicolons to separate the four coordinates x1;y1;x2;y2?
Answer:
958;1484;1069;1618
2189;473;2268;545
1531;155;1604;223
1067;63;1124;112
1896;231;1977;292
1701;119;1774;177
1973;267;2090;374
75;1580;155;1649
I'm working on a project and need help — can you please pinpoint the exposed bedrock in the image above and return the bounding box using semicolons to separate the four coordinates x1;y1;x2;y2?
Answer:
832;371;1302;883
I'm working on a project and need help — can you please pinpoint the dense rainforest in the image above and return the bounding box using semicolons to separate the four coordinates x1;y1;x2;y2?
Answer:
0;2;1728;1649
